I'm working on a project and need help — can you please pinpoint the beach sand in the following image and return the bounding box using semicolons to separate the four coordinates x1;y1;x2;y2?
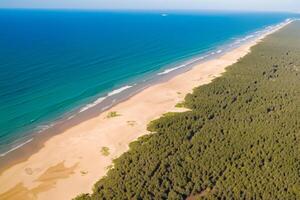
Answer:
0;22;290;200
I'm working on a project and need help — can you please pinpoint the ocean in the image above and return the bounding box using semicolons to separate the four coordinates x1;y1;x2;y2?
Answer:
0;9;296;157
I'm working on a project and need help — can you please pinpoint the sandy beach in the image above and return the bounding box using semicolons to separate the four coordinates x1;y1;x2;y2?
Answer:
0;21;291;200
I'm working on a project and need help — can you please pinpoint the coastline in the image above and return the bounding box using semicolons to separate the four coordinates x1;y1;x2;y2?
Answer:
0;20;292;200
0;19;290;165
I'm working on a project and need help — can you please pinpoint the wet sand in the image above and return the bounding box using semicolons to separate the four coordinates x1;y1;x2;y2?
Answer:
0;21;291;200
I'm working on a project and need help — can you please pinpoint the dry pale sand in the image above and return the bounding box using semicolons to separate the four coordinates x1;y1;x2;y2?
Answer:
0;22;290;200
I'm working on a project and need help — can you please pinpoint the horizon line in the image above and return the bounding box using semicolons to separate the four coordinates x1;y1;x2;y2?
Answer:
0;7;298;14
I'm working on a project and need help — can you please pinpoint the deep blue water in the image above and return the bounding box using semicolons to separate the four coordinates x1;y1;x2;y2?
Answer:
0;10;296;156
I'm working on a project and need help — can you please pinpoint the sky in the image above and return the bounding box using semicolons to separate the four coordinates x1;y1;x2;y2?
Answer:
1;0;300;12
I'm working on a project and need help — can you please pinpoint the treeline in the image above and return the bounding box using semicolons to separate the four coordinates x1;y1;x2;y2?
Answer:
75;22;300;200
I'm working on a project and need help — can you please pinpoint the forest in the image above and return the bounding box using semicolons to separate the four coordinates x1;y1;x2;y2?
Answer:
75;21;300;200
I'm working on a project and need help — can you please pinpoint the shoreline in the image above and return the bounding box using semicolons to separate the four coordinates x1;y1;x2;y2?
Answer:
0;34;248;159
0;19;290;168
0;20;292;200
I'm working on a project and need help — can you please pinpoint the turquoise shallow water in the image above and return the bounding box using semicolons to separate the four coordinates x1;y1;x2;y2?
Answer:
0;10;296;156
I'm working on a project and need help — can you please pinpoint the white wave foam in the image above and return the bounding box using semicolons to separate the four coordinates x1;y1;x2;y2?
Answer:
67;115;75;120
0;138;33;157
79;97;106;113
37;124;54;133
157;64;186;75
159;19;291;78
107;85;133;97
158;54;212;76
79;85;133;113
159;20;290;77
